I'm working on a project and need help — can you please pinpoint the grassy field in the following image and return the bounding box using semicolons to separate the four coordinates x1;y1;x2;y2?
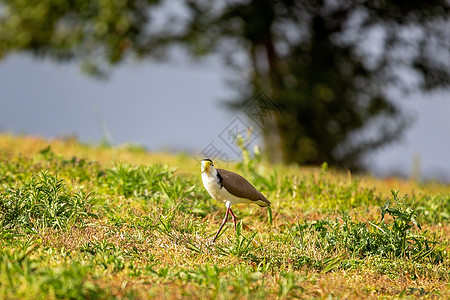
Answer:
0;134;449;299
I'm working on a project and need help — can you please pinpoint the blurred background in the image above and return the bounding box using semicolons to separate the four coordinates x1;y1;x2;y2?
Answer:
1;0;449;181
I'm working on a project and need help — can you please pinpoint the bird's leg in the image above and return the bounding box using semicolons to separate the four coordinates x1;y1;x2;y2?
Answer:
229;209;237;230
212;207;230;243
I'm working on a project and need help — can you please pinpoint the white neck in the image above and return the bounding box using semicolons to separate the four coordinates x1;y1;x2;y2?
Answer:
202;165;220;183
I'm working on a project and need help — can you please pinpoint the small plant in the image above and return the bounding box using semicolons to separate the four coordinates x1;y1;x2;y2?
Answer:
103;163;176;198
0;172;95;232
0;245;104;299
277;271;305;298
234;130;261;173
215;222;259;259
380;190;422;258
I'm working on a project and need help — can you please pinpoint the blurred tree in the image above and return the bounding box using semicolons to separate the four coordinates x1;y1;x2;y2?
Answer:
0;0;164;75
178;0;450;169
1;0;449;169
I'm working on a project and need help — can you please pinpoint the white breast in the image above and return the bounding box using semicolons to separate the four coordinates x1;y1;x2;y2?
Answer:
201;170;253;206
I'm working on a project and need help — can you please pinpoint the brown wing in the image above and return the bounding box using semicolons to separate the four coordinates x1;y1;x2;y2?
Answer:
217;169;271;207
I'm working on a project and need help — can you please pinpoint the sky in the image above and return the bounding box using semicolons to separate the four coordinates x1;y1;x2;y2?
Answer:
1;55;449;181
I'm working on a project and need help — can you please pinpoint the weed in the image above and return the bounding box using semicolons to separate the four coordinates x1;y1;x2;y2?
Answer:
0;172;95;232
277;271;305;298
216;222;260;258
0;245;104;299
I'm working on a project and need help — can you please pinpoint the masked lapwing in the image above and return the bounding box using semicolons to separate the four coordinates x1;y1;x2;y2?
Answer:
201;158;271;242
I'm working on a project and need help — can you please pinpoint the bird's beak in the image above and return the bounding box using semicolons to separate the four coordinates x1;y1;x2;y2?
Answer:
201;161;211;174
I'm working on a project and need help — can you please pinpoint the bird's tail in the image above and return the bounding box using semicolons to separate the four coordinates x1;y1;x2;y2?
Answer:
256;197;271;207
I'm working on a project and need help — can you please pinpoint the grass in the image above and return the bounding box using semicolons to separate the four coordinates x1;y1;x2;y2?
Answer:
0;134;449;299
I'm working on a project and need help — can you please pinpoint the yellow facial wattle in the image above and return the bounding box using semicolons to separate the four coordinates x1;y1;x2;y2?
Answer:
201;161;212;173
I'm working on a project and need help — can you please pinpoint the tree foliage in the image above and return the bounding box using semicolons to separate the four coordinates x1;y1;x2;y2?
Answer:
177;0;450;169
0;0;163;74
1;0;449;169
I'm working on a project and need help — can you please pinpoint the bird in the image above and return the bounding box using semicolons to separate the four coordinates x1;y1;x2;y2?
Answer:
200;158;271;242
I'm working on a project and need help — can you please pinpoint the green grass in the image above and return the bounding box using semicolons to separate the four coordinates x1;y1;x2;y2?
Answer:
0;134;449;299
